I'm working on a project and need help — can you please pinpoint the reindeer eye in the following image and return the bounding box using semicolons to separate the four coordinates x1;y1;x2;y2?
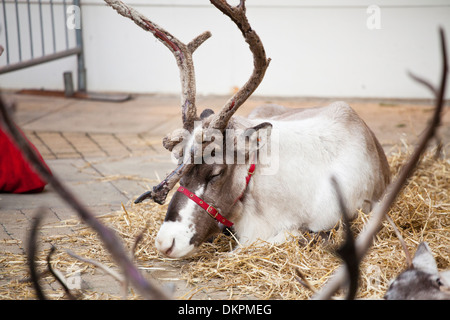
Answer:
208;168;225;182
209;173;221;180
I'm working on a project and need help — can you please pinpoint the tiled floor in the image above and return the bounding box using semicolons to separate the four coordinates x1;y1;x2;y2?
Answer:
1;91;448;299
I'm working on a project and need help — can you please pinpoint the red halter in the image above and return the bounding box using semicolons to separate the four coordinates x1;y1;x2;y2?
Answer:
177;163;256;228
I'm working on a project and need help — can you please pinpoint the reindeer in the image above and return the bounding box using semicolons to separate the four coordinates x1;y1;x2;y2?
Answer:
0;1;443;301
106;0;390;258
384;242;450;300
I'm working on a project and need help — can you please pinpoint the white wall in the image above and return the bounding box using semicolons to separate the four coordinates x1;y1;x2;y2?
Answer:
1;0;450;99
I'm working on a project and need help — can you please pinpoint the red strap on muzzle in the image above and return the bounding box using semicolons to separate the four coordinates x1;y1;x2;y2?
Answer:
177;186;234;228
177;163;256;229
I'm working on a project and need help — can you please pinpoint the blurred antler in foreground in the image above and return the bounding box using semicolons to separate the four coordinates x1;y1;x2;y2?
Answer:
0;95;169;300
313;27;448;300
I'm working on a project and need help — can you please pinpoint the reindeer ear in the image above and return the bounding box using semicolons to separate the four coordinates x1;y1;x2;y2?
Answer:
412;242;439;275
200;108;215;119
247;121;273;133
244;121;273;150
233;121;273;160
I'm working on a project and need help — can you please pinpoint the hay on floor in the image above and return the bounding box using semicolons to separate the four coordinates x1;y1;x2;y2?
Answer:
1;146;449;299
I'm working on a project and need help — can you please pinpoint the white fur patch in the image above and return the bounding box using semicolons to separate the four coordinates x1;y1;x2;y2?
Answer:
155;186;204;258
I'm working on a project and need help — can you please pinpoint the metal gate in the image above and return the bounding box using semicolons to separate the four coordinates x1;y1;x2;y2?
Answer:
0;0;85;91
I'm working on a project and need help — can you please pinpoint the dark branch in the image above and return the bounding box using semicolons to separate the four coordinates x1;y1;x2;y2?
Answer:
27;209;47;300
331;177;359;300
46;246;77;300
0;95;169;300
295;268;317;294
314;27;448;300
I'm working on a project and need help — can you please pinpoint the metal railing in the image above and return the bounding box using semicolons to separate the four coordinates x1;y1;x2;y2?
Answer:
0;0;85;91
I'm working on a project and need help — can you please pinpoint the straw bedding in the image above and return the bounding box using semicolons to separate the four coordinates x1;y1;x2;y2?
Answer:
1;145;449;299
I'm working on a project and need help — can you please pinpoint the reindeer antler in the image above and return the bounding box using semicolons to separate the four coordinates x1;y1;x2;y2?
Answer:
104;0;211;131
122;0;270;204
208;0;271;131
103;0;213;204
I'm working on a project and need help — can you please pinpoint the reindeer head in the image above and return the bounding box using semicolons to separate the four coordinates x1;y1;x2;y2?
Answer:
106;0;271;257
385;242;450;300
156;112;273;257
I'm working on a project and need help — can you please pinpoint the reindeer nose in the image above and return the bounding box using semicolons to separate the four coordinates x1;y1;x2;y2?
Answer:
156;238;176;257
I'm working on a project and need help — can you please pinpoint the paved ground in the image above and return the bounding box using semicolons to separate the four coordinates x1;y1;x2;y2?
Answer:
0;91;449;299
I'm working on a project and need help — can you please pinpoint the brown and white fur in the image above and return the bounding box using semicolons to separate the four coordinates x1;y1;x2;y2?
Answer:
385;242;450;300
155;101;390;258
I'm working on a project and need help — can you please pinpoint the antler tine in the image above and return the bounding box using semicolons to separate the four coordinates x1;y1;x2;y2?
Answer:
104;0;213;204
113;0;269;205
209;0;271;131
104;0;211;131
134;162;192;204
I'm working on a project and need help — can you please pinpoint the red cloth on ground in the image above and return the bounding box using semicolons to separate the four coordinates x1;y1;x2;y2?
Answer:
0;127;51;193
